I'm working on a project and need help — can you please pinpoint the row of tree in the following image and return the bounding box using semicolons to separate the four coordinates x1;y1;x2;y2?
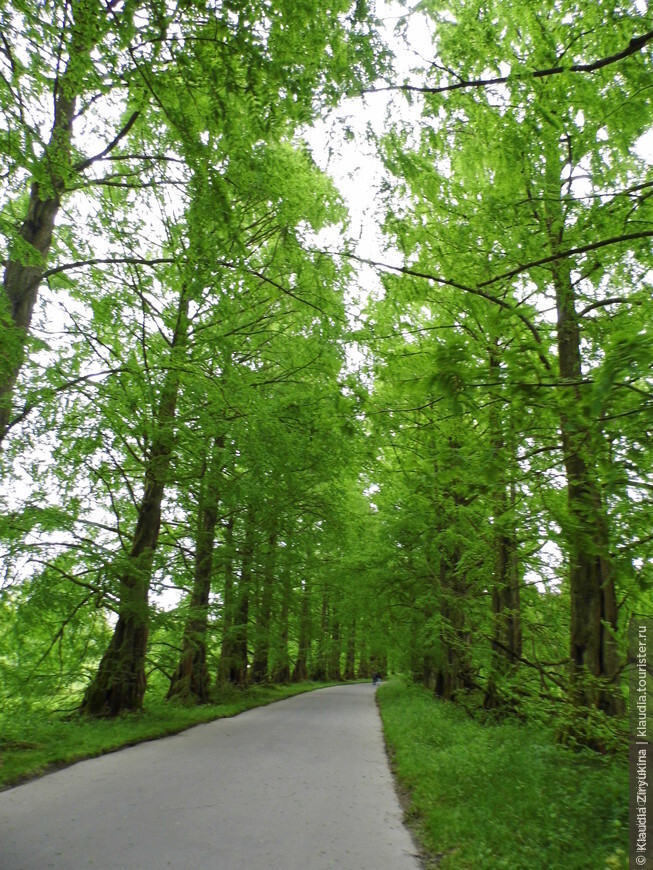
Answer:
0;0;386;715
1;0;652;748
357;0;653;744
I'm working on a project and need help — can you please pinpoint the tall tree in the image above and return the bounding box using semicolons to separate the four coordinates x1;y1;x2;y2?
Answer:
373;0;653;728
0;0;384;445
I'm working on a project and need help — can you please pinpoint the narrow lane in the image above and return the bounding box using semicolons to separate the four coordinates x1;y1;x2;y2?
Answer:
0;684;421;870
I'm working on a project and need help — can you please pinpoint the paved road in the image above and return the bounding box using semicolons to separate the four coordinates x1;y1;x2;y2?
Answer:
0;684;421;870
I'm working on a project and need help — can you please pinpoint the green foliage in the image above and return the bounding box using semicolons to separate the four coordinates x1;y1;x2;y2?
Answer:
368;0;652;732
0;5;650;861
378;679;627;870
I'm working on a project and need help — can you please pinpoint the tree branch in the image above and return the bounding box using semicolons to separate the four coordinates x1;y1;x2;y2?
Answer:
7;367;131;432
365;29;653;97
341;252;552;369
42;256;176;279
579;296;641;316
73;110;141;173
478;231;653;288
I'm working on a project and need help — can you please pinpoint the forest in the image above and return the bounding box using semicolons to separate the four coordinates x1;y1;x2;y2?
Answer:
0;0;651;847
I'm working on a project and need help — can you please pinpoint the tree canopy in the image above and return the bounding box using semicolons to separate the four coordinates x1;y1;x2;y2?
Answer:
0;0;651;754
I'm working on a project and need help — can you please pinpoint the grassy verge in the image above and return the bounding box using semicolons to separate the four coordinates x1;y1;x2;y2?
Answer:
376;679;627;870
0;681;338;791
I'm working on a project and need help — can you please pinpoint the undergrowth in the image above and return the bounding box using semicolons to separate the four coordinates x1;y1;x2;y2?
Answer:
376;679;627;870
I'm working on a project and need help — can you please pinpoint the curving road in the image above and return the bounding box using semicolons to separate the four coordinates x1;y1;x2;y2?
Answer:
0;684;421;870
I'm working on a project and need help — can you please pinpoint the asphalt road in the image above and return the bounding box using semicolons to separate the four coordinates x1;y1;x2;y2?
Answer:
0;684;422;870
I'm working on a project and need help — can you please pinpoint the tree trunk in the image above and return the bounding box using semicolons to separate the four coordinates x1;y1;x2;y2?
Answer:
484;345;522;710
357;636;371;679
292;579;311;682
328;616;342;681
434;549;474;701
542;147;622;717
80;293;188;715
553;256;622;715
310;593;329;681
343;617;356;681
216;516;236;685
270;564;292;683
222;511;255;686
0;7;106;442
167;436;224;704
250;529;277;684
0;93;76;442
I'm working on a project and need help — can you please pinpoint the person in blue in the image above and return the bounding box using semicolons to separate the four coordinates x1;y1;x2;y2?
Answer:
372;672;382;687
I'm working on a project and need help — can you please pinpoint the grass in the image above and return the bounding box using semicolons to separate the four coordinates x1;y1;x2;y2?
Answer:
0;681;339;791
376;679;627;870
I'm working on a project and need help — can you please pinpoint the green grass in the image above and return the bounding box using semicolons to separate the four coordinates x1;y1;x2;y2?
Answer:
0;681;338;791
376;679;627;870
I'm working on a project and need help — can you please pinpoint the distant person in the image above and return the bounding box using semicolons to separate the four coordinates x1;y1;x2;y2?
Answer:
372;672;382;687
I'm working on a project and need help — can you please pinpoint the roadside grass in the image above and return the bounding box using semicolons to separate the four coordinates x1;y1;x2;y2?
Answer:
0;681;339;791
376;679;627;870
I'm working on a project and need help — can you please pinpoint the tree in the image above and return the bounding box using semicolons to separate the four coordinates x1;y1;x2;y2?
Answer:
0;0;178;442
371;0;653;730
0;0;384;445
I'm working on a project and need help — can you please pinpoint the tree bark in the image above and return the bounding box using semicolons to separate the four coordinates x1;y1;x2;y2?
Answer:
80;293;189;715
484;346;522;710
270;563;292;683
221;511;255;686
310;593;329;681
167;436;224;703
343;617;356;680
357;635;371;679
292;579;311;682
0;97;76;442
250;529;277;684
216;516;236;685
433;543;474;701
328;616;342;681
0;5;105;442
553;256;622;715
543;147;622;717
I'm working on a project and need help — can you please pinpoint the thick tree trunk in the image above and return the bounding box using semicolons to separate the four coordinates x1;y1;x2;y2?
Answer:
553;258;622;715
0;90;76;442
81;294;188;715
0;3;113;442
168;437;224;704
434;551;474;701
541;149;622;716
